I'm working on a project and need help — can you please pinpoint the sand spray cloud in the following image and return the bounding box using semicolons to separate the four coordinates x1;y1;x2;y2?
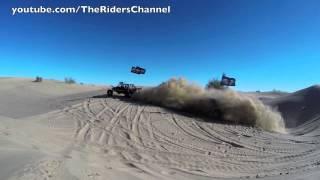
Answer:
133;78;286;133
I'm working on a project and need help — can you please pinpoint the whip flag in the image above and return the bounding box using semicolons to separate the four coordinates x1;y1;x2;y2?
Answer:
220;74;236;86
131;66;146;75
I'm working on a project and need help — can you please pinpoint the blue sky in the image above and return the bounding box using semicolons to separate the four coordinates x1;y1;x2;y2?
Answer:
1;0;319;92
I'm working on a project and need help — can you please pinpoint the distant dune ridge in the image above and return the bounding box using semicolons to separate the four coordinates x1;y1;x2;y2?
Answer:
133;78;286;133
0;78;105;118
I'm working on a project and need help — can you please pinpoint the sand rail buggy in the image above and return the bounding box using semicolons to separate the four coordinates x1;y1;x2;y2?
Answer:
107;82;141;97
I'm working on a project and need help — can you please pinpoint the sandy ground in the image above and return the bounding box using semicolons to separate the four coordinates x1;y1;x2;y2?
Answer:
1;78;320;180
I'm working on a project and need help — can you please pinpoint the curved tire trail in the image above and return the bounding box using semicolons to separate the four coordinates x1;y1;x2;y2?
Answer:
62;97;320;179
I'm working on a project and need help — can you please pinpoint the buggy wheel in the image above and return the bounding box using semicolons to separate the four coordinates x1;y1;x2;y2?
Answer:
107;90;113;97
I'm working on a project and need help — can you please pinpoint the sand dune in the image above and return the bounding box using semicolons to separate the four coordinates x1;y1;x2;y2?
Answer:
268;85;320;128
0;78;106;118
1;78;320;180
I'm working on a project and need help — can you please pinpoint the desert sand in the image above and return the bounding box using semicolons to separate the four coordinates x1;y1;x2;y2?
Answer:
1;78;320;180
